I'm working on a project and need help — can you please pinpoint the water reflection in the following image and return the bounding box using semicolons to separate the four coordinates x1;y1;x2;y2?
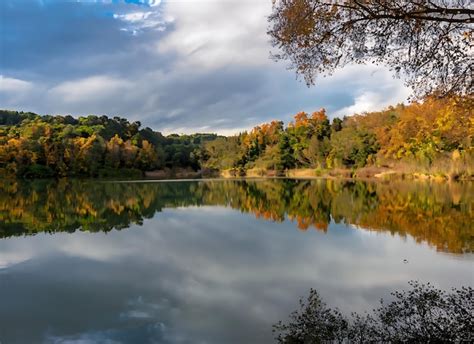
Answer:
0;179;472;343
1;179;472;253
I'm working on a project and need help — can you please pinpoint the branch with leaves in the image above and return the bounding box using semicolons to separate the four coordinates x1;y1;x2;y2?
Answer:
268;0;473;97
274;281;474;342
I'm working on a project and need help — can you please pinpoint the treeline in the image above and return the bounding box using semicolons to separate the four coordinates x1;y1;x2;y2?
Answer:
1;179;472;254
200;95;473;178
0;110;217;177
1;95;472;178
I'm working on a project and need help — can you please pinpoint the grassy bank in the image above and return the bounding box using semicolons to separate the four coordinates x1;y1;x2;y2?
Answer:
141;158;474;181
211;164;474;181
9;165;472;182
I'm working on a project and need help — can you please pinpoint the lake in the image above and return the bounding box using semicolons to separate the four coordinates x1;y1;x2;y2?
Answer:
0;178;472;343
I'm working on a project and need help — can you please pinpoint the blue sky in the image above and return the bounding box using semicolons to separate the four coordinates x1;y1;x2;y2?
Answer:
0;0;410;134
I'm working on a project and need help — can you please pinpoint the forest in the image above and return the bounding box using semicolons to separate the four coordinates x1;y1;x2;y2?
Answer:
200;95;473;179
0;110;216;178
0;94;472;179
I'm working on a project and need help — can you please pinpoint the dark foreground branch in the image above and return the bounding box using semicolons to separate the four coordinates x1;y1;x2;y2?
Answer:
274;281;473;343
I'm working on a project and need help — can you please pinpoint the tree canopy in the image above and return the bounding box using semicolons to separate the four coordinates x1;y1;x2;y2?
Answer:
0;110;217;178
199;95;473;177
268;0;473;97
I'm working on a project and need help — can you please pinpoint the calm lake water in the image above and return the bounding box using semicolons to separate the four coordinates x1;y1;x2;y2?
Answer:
0;179;473;343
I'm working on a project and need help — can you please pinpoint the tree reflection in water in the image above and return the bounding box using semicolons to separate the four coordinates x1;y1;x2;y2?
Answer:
0;178;472;254
273;281;473;343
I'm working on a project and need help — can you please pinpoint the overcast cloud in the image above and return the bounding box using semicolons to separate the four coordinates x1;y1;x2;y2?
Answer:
0;0;411;134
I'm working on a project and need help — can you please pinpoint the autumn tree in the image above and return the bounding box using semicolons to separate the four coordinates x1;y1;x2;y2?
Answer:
77;135;106;175
287;109;331;166
268;0;473;97
105;134;124;169
382;95;473;164
310;109;330;138
136;140;158;170
122;140;139;168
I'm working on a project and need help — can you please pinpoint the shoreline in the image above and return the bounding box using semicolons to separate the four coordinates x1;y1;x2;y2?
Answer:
3;168;473;182
143;167;474;182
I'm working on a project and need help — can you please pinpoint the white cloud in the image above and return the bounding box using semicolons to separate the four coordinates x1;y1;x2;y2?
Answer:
113;9;169;34
335;91;397;117
114;11;154;22
0;75;40;107
49;75;131;103
158;0;271;69
0;75;33;93
333;66;411;117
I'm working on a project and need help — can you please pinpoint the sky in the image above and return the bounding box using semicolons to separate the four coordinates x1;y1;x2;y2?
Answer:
0;0;411;135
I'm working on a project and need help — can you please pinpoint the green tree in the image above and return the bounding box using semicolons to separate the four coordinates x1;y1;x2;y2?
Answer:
328;126;379;168
278;133;295;169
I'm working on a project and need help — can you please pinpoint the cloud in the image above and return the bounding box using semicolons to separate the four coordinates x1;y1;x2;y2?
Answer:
113;8;169;34
0;75;39;106
332;66;412;117
0;75;33;93
114;11;154;23
0;0;411;134
335;90;403;117
158;0;271;69
49;75;132;103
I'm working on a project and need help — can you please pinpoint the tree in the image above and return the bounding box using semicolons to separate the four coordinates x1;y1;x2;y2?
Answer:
278;133;296;169
136;140;158;170
268;0;473;97
105;134;124;169
254;144;284;170
200;136;243;170
122;140;139;168
379;95;472;165
309;109;330;140
74;134;106;175
274;287;348;343
328;125;379;168
302;135;330;167
274;282;473;343
331;117;343;133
